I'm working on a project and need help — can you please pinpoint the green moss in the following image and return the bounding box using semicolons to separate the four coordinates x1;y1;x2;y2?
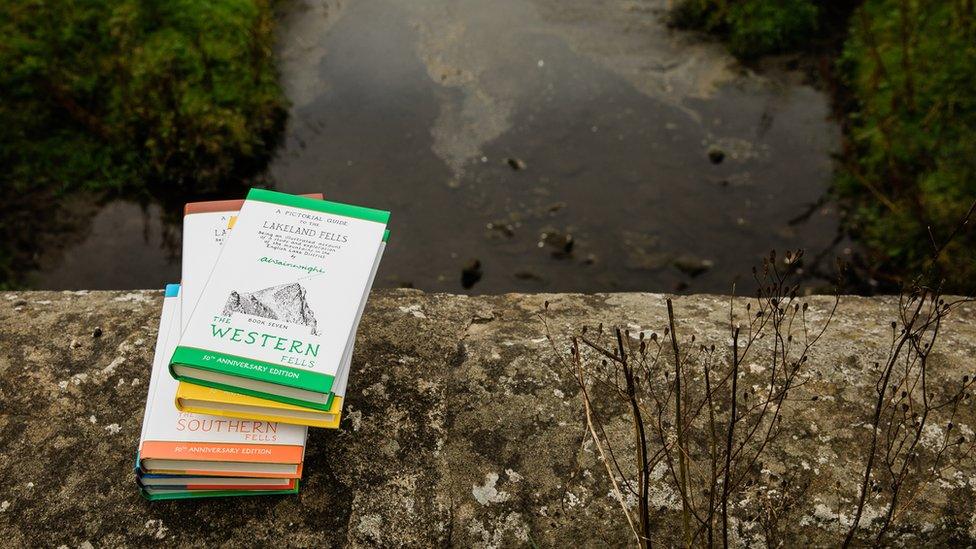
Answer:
0;0;285;287
671;0;820;59
0;0;285;194
838;0;976;291
674;0;976;292
727;0;819;59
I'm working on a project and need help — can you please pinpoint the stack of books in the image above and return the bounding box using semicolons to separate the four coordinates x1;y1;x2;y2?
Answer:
136;189;390;500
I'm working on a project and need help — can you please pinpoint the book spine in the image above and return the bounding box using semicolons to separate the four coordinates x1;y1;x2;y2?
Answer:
140;440;304;464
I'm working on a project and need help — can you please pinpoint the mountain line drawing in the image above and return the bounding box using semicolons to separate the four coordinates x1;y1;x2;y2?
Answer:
222;282;319;335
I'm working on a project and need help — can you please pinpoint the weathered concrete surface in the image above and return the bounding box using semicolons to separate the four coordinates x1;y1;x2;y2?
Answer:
0;290;974;547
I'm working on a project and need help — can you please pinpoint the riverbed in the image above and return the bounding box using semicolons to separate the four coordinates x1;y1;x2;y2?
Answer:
30;0;844;294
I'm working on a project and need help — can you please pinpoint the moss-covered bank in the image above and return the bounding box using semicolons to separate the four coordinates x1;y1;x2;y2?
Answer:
0;0;285;286
837;1;976;292
670;0;823;60
673;0;976;294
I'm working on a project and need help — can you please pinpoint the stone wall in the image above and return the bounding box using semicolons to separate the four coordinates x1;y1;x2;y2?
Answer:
0;290;974;546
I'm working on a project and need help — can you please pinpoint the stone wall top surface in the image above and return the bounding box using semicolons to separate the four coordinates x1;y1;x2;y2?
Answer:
0;290;974;546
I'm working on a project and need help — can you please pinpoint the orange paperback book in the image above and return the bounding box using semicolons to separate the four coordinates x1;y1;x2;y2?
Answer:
138;285;307;480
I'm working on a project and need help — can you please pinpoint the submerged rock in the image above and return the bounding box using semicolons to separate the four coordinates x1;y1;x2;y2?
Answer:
621;231;670;271
673;256;714;277
486;220;516;238
514;270;544;281
539;229;574;257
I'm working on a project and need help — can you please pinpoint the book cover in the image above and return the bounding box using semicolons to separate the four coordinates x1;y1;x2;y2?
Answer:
170;189;389;409
139;284;181;444
175;234;388;428
139;285;308;478
175;379;341;428
176;202;387;427
181;194;323;331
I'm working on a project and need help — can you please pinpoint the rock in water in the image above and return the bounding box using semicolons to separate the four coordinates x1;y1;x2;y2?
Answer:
461;260;483;290
707;147;725;164
673;256;715;278
222;282;319;335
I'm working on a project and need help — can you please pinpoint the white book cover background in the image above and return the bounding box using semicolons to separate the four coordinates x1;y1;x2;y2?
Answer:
176;196;386;383
139;291;178;445
181;210;235;332
179;210;388;400
142;290;307;447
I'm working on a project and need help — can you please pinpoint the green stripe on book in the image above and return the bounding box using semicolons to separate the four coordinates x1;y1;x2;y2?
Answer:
176;375;335;412
247;188;390;224
170;346;334;394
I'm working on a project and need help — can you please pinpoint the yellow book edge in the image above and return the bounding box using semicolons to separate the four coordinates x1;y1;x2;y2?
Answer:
175;381;343;429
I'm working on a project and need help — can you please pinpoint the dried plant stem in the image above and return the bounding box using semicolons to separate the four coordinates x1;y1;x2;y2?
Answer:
721;327;740;549
552;250;847;544
667;299;691;548
704;356;718;549
547;241;971;546
842;295;926;548
571;337;643;545
618;328;652;549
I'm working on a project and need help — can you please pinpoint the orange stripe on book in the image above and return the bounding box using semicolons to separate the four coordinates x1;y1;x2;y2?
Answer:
184;193;324;215
150;468;299;479
140;441;305;464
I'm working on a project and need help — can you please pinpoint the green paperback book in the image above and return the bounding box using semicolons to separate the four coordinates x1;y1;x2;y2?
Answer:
170;189;389;409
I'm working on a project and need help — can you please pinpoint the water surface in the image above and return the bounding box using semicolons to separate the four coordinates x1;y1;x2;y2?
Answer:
30;0;844;294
